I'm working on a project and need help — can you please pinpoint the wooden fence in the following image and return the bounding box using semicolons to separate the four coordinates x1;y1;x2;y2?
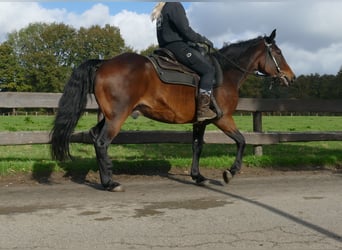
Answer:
0;92;341;155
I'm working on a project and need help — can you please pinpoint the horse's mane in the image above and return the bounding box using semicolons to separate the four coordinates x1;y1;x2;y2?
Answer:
214;36;264;70
220;36;264;56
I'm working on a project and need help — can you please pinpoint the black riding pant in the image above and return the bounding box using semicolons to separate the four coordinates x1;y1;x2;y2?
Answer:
164;41;215;91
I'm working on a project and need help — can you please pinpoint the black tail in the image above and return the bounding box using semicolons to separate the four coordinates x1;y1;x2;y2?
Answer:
51;59;103;161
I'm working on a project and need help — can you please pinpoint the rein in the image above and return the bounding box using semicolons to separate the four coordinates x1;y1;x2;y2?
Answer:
212;38;283;79
213;48;258;76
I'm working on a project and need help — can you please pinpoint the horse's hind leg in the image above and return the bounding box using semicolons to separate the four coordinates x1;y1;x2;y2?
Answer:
89;118;124;192
190;123;208;185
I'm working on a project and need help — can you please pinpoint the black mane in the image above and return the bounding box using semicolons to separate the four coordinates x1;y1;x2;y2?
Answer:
214;36;264;70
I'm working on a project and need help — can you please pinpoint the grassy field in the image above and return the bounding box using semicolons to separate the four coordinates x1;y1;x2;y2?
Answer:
0;114;341;176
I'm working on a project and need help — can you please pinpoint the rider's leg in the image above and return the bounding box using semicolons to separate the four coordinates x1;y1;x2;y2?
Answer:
165;42;217;121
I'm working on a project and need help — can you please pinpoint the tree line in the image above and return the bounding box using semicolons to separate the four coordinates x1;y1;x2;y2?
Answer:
240;71;342;99
0;22;341;99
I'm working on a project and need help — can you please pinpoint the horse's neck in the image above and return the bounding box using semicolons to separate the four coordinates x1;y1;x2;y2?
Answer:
222;57;253;88
223;46;261;88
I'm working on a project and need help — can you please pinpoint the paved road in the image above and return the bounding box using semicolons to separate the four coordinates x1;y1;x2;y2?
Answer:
0;172;341;250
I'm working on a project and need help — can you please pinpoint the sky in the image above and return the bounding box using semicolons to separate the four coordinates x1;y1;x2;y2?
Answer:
0;1;341;76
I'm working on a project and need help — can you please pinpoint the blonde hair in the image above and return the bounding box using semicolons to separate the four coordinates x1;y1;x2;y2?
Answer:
151;2;166;22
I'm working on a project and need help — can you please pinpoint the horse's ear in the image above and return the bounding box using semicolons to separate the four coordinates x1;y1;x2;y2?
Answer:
265;29;276;44
270;29;276;42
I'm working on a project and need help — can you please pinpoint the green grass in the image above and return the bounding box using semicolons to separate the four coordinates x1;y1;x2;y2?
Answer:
0;114;341;176
1;114;341;132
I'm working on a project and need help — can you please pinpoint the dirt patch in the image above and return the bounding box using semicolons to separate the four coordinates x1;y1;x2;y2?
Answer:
0;165;339;188
133;198;232;218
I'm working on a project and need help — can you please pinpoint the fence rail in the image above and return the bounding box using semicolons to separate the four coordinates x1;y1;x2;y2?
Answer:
0;130;341;146
1;92;342;112
0;92;341;155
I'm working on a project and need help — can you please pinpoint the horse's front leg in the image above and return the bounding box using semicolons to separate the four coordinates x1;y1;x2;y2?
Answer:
223;129;246;183
190;123;207;185
214;116;246;184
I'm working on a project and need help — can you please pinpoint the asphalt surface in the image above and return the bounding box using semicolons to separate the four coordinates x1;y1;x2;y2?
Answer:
1;171;341;250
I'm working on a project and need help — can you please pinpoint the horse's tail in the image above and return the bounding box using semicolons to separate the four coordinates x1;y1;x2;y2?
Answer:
50;59;103;161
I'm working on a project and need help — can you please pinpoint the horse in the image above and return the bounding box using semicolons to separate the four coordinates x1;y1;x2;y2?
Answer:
51;29;295;191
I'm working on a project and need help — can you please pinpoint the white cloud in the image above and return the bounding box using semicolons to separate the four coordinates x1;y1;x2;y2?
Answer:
65;4;111;28
0;2;65;40
110;10;156;51
188;2;342;75
283;42;342;75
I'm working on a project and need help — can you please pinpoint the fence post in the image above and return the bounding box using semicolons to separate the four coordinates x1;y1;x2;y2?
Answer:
253;111;263;156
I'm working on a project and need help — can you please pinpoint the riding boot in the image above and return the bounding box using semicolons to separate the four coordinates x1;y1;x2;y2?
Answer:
197;92;217;122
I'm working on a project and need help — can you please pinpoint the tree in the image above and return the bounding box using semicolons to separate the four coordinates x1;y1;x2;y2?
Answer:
3;22;130;92
319;74;335;99
6;23;77;92
287;75;311;99
140;44;158;56
75;24;128;65
0;42;28;91
239;75;263;98
332;68;342;99
260;77;290;99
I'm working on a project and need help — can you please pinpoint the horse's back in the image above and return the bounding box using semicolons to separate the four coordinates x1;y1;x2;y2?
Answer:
99;52;150;77
95;52;151;91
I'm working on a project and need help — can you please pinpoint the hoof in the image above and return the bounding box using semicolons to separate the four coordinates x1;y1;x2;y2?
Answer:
223;170;233;184
106;182;125;192
192;174;208;186
196;178;210;187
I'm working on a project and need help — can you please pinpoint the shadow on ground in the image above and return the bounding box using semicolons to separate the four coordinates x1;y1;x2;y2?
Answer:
31;158;172;187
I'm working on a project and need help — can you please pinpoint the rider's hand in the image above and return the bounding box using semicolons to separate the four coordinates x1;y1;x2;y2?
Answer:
202;36;213;48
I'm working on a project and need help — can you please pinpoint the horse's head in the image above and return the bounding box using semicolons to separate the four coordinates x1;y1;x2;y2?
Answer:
257;29;296;86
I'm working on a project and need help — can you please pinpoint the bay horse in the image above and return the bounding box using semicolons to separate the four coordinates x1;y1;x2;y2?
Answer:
51;29;295;191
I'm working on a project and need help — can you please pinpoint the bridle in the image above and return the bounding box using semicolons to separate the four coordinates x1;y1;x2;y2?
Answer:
264;41;284;78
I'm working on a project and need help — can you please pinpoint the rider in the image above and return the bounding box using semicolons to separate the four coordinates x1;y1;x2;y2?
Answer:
151;2;217;122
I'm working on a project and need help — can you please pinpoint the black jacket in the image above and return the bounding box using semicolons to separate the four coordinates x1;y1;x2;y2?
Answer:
157;2;205;47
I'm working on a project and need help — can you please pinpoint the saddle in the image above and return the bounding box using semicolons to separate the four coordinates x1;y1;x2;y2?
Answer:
147;48;200;87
